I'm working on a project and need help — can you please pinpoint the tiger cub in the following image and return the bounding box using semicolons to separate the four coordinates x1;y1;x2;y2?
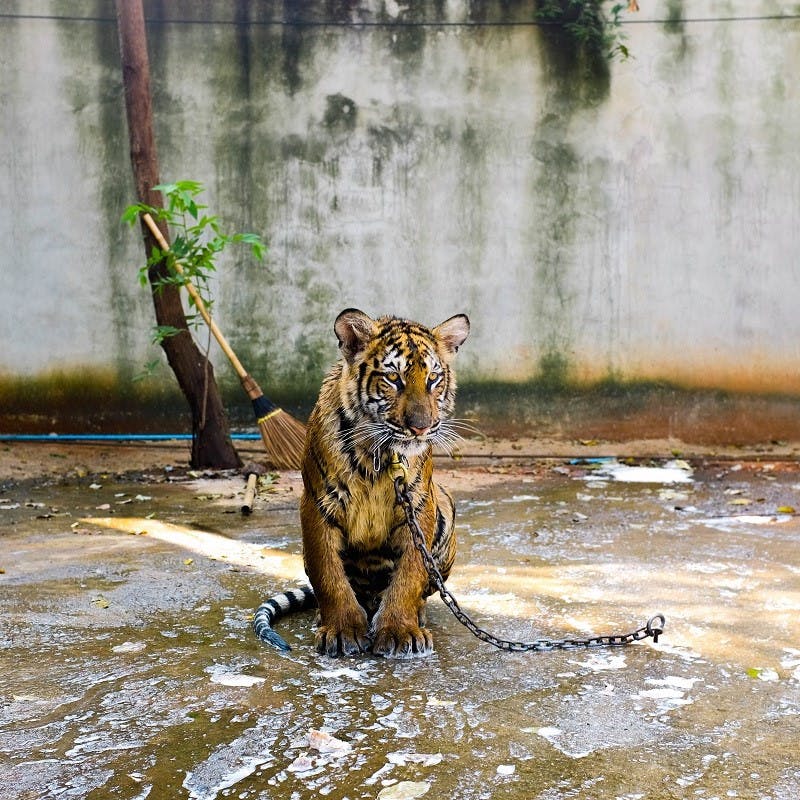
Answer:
254;308;470;658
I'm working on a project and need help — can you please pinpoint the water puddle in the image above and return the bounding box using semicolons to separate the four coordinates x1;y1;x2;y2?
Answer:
698;512;795;532
579;458;694;484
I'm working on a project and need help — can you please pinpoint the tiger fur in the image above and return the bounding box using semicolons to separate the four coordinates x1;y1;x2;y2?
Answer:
253;308;470;658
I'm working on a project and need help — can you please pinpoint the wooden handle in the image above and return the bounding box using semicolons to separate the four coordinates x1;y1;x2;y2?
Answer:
141;212;248;380
241;472;258;515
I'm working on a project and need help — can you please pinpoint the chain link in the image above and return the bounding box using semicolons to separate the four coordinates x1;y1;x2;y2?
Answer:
394;475;665;653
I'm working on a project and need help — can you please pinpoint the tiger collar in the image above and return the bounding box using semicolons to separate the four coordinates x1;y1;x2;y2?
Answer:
387;451;409;486
368;448;410;481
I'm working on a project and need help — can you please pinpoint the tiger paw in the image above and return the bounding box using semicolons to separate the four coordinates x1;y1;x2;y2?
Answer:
371;622;434;658
315;608;370;657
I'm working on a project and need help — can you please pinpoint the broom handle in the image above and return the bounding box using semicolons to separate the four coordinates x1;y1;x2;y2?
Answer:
141;212;251;384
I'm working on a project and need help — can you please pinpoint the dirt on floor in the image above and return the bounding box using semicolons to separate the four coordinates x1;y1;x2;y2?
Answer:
1;433;798;490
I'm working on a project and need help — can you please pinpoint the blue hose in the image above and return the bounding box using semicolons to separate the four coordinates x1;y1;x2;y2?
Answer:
0;433;262;442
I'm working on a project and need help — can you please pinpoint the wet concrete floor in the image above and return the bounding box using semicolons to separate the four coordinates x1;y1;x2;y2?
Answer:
1;456;799;799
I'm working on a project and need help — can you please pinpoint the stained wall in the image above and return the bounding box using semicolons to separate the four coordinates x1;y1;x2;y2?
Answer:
1;1;799;423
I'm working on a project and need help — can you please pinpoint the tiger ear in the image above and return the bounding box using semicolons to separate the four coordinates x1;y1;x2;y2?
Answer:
334;308;377;363
434;314;470;355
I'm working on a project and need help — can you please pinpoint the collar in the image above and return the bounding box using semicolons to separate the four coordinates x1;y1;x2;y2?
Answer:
387;451;408;485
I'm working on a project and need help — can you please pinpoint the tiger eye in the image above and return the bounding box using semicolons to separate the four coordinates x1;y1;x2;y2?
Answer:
385;371;401;385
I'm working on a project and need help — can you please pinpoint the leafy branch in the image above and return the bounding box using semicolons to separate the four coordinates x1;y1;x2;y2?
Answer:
536;0;636;61
122;180;267;348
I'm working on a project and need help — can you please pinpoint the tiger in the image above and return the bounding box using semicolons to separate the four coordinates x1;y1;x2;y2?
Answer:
253;308;470;658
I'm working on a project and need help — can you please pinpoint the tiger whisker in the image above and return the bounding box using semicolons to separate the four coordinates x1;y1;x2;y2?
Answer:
336;421;386;449
448;418;485;439
431;437;462;456
434;428;462;444
430;421;465;456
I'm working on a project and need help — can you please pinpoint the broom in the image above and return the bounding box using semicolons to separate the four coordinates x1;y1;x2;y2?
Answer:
141;212;306;469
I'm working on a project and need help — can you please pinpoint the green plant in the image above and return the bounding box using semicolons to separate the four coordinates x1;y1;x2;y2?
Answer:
536;1;631;61
122;180;266;348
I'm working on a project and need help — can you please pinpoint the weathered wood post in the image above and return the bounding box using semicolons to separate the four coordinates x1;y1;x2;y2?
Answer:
116;0;241;469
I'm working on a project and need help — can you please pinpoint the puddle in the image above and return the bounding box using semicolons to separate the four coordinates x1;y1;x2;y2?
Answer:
1;463;800;798
579;458;694;484
699;513;795;532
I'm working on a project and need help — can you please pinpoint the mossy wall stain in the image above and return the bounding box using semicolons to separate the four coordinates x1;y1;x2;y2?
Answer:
663;0;691;61
534;1;611;107
526;5;611;389
199;13;356;395
323;94;358;133
5;369;800;447
57;6;141;380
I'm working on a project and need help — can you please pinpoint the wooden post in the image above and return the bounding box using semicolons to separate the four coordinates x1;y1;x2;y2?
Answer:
115;0;241;469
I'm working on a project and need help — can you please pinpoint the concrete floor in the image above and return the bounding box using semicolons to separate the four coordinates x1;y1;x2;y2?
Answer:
1;452;799;799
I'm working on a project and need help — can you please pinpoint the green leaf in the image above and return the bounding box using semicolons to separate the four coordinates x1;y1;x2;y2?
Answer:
133;359;162;382
170;235;190;259
233;232;267;260
152;181;179;197
193;214;219;233
125;180;270;359
174;179;204;195
121;205;142;225
151;325;184;344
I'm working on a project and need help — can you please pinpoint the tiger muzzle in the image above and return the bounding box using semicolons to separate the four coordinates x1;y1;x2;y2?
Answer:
404;406;436;437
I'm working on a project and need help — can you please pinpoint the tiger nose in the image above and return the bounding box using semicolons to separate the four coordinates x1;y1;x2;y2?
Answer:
406;409;433;436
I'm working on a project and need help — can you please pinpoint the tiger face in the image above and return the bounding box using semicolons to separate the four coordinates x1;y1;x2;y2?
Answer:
334;309;470;459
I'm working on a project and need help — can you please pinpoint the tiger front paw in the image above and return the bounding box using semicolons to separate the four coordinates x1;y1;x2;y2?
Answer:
315;607;370;657
371;621;434;658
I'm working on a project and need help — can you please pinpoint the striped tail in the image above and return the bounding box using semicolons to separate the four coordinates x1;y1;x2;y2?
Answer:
253;584;317;652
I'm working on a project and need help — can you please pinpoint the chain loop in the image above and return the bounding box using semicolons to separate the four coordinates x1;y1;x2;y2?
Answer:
394;475;665;653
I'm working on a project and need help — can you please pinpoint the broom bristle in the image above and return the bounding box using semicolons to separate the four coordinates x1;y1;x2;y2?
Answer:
258;409;307;470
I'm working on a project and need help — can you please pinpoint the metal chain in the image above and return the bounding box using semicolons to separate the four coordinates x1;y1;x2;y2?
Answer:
393;475;665;653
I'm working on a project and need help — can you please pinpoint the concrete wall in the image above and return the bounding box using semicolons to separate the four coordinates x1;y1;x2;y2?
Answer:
2;1;799;411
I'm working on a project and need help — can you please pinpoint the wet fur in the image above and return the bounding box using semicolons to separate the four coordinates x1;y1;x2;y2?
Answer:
254;309;469;658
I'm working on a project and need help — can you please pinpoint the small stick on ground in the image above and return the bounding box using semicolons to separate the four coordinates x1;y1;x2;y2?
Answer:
241;461;266;515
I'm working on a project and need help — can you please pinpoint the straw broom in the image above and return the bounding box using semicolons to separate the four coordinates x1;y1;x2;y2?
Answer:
142;212;306;469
